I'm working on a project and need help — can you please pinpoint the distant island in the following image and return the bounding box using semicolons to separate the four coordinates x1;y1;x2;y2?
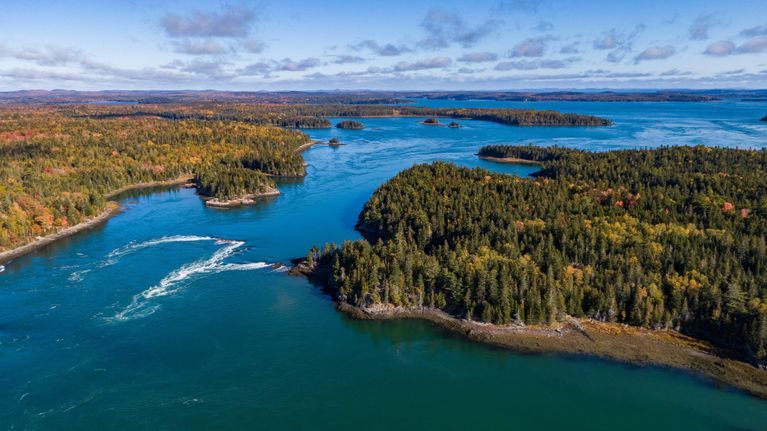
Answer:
336;120;365;129
195;165;281;208
298;145;767;398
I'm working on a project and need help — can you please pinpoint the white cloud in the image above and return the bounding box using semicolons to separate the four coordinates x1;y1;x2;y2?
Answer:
394;56;452;71
161;6;258;38
704;40;735;56
509;36;554;57
635;46;676;62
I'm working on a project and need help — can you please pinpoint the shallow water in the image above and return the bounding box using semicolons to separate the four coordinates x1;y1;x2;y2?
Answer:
1;101;767;430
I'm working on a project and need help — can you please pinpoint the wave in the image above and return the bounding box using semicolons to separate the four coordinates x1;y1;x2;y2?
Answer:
67;235;219;283
68;269;91;282
102;235;217;267
108;239;271;322
0;265;4;273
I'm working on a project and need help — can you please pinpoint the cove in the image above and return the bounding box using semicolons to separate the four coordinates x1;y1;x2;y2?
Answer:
2;101;767;430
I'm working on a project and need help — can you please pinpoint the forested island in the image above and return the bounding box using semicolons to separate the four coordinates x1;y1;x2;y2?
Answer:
299;145;767;397
336;120;365;129
195;165;280;208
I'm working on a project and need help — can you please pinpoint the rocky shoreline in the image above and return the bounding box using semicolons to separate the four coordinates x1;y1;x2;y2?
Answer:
333;302;767;399
294;140;322;153
0;202;122;264
202;187;281;208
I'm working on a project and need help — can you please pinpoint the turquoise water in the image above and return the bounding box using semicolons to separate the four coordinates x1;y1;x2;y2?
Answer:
2;102;767;430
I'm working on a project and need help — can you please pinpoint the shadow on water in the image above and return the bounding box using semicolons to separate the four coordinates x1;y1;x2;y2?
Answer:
107;183;191;202
334;300;765;401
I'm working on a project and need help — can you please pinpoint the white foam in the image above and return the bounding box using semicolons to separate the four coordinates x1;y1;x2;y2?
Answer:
68;269;91;282
108;239;271;322
218;262;272;271
102;235;217;267
0;265;5;273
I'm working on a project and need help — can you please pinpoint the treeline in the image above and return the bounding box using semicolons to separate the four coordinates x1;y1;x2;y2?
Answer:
307;146;767;360
0;107;309;251
62;103;611;128
478;145;576;162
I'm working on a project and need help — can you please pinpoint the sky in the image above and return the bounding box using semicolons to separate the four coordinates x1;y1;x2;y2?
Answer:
1;0;766;91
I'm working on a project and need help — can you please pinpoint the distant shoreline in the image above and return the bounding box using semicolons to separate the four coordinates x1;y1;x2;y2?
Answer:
335;302;767;399
0;175;194;265
319;114;609;126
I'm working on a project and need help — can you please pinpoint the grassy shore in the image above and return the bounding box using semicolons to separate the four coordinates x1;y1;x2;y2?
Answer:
335;302;767;399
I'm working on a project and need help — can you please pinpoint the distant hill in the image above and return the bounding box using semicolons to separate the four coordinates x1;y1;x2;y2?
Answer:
4;89;767;105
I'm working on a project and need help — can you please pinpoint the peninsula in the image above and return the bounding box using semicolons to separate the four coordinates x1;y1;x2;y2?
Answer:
299;145;767;398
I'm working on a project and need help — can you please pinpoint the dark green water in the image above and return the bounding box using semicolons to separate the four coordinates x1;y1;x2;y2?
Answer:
2;101;767;430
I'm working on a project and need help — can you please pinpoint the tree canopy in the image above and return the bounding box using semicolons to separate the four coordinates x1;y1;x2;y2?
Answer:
308;145;767;360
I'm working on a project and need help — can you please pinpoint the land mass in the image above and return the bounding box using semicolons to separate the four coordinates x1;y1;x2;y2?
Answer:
299;145;767;398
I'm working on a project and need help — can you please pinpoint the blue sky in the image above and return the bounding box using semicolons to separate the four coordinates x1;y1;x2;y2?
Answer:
1;0;766;90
